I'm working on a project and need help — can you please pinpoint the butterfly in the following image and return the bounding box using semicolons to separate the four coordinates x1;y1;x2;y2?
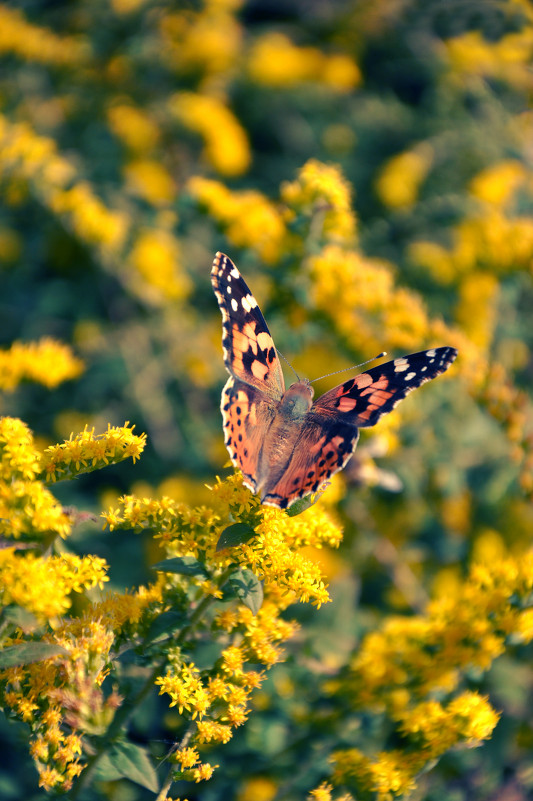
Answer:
212;252;457;509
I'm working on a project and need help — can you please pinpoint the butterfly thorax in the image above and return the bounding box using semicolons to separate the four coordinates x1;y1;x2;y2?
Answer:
278;382;314;420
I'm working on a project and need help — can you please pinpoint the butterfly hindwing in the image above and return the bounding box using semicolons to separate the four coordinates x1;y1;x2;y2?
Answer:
313;347;457;428
221;376;276;494
260;417;360;509
211;252;285;398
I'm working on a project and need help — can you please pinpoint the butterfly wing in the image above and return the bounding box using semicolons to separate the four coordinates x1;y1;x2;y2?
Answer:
260;347;457;509
220;377;277;495
211;252;285;397
260;416;360;509
312;347;458;427
212;252;285;493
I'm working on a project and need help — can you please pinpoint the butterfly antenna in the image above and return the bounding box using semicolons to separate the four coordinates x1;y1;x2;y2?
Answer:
277;349;300;382
309;352;387;384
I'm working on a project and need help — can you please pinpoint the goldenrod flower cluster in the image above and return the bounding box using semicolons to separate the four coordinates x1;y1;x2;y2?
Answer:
103;472;342;781
326;554;533;798
0;417;71;541
188;176;286;263
375;144;434;210
0;113;127;251
1;615;123;791
0;5;88;66
0;550;107;619
248;33;361;92
172;93;250;177
0;114;190;304
0;338;84;392
281;158;358;247
40;423;146;482
158;0;244;81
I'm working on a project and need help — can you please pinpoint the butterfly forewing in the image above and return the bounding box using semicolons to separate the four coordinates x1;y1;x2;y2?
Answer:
211;252;285;398
313;348;457;428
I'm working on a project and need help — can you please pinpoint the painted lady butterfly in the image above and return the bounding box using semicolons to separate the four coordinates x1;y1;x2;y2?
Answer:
212;252;457;509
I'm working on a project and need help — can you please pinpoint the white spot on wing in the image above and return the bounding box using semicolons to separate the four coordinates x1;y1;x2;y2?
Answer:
241;294;257;313
231;298;238;312
393;357;409;372
230;267;239;278
405;371;416;381
426;348;436;357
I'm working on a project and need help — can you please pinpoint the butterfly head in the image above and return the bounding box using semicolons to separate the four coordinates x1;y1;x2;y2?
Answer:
280;381;314;421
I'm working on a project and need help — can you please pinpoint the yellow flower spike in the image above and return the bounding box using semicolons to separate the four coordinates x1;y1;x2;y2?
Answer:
0;551;108;618
0;339;84;392
188;176;286;262
41;423;146;482
248;33;361;92
375;144;434;210
281;159;357;246
128;228;191;303
172;92;250;177
0;6;89;66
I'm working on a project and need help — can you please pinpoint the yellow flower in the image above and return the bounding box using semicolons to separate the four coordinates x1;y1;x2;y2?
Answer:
447;691;500;743
331;748;417;800
281;159;357;246
128;228;191;302
192;762;217;782
306;244;441;354
240;777;278;801
0;339;84;392
444;28;533;89
41;423;146;482
124;159;177;206
158;3;243;78
174;747;200;770
156;663;211;718
51;182;129;251
0;551;108;618
188;176;286;263
0;5;89;66
107;103;161;153
248;33;361;92
195;720;233;744
375;144;434;210
171;92;250;176
307;782;333;801
469;160;527;207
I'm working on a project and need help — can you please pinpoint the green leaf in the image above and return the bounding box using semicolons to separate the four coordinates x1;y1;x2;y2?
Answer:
2;605;39;632
94;742;159;792
0;642;69;668
152;556;207;577
227;568;263;615
285;494;317;516
143;610;186;645
216;522;256;551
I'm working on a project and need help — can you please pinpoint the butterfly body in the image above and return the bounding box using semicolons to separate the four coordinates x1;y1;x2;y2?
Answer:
212;252;457;509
